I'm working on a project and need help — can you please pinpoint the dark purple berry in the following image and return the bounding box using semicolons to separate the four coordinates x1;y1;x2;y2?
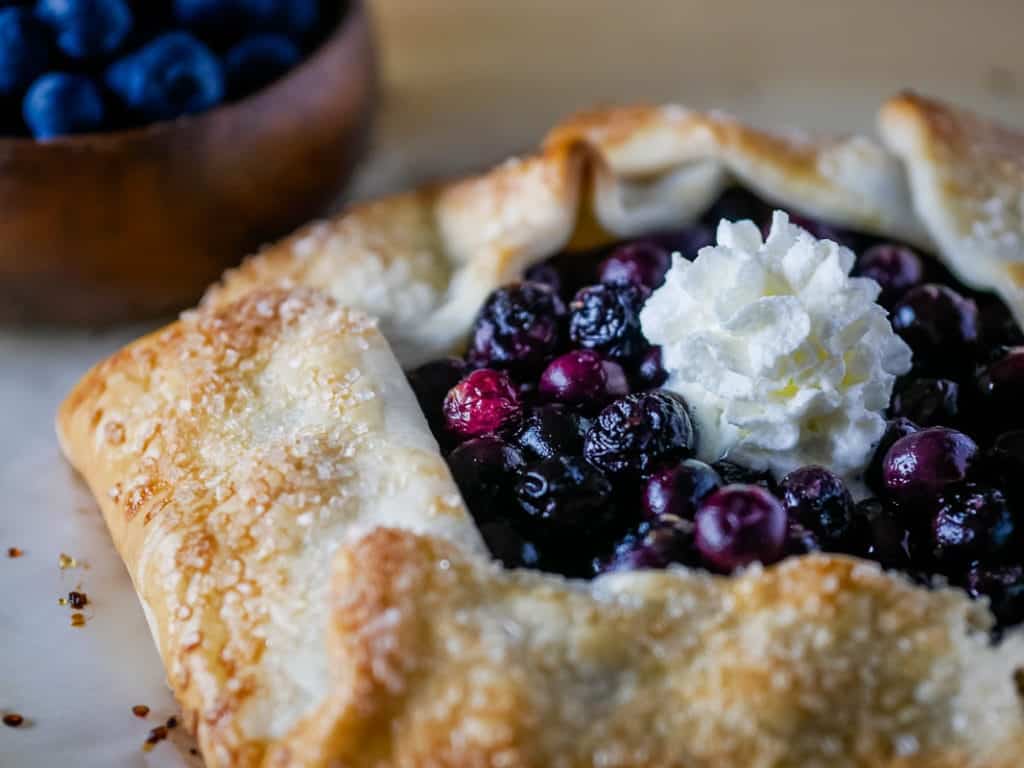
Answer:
695;485;788;572
598;241;671;290
514;455;612;531
443;369;522;437
891;284;980;375
600;518;697;573
477;520;540;569
889;378;959;427
583;392;695;475
866;418;919;494
523;261;561;295
779;466;854;548
642;459;721;521
977;295;1024;348
964;563;1024;628
850;498;913;569
468;282;566;370
446;436;524;515
929;484;1015;565
854;244;924;306
634;346;668;389
984;430;1024;500
407;357;466;435
36;0;134;61
784;522;821;556
569;283;649;362
538;349;627;407
976;347;1024;432
510;404;586;460
882;427;978;503
711;460;776;492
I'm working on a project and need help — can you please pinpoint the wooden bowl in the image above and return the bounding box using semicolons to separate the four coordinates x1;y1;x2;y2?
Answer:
0;0;376;325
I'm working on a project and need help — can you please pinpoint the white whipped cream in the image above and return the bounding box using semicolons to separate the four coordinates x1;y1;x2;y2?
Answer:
640;211;912;483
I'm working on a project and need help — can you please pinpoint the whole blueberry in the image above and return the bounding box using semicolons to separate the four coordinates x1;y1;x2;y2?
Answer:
779;466;854;549
964;563;1024;628
443;368;522;438
711;460;776;492
36;0;133;60
889;378;959;428
695;485;788;572
0;8;51;97
476;520;540;570
633;346;668;389
882;427;978;503
865;418;919;494
22;72;105;138
642;459;721;521
510;404;586;460
406;357;466;438
891;284;980;375
854;244;924;307
976;347;1024;432
929;484;1015;565
468;282;566;370
224;34;300;99
106;32;224;122
538;349;627;407
569;282;649;362
598;241;671;290
445;435;524;515
849;497;913;569
515;455;613;531
583;391;695;475
599;518;697;573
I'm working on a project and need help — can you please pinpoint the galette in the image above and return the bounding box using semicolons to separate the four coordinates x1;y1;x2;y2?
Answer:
59;93;1024;767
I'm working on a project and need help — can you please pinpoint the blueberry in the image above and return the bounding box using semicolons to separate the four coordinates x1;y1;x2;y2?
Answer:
599;518;697;573
865;418;919;495
977;295;1024;349
929;484;1015;566
882;427;978;503
891;284;980;376
445;435;524;515
784;522;821;557
964;563;1024;628
406;357;466;440
849;498;913;569
106;32;224;122
477;520;540;569
984;430;1024;500
642;459;721;521
976;347;1024;433
224;33;300;100
583;391;695;475
514;455;613;532
36;0;133;60
711;460;776;492
523;261;561;296
568;282;649;363
538;349;627;408
0;8;51;97
468;282;566;370
22;72;105;138
889;378;959;428
779;466;854;549
695;485;788;572
597;240;671;290
854;244;924;307
510;404;586;461
633;346;668;390
442;368;522;438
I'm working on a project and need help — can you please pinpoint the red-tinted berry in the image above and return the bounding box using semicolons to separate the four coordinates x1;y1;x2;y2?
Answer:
539;349;626;407
695;485;788;572
443;369;522;437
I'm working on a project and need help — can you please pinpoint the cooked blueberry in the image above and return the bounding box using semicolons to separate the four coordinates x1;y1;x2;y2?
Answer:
984;430;1024;500
523;261;561;295
891;284;980;375
642;459;720;521
583;391;695;475
711;460;776;492
568;282;649;362
538;349;623;407
597;240;671;290
477;520;540;569
854;244;924;306
849;498;913;569
36;0;133;60
406;357;466;437
964;563;1024;628
779;466;854;548
882;427;978;503
977;295;1024;348
633;346;668;389
224;34;300;99
784;522;821;556
0;8;51;97
514;455;612;531
976;347;1024;432
600;518;697;572
889;378;959;427
510;404;586;460
695;485;788;572
866;418;919;494
446;435;523;515
468;282;566;370
443;368;522;437
22;73;105;138
929;484;1014;565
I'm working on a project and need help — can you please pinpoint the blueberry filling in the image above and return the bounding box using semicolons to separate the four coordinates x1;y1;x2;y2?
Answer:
405;187;1024;631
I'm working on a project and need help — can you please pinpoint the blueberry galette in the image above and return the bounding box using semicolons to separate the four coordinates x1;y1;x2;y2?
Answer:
60;93;1024;767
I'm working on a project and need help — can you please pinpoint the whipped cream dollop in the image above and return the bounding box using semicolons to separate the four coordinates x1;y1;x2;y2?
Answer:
640;211;912;483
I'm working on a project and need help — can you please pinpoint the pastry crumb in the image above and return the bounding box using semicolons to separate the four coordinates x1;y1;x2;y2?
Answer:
58;553;78;569
132;705;150;718
70;612;86;628
7;547;23;558
67;591;88;609
3;713;24;728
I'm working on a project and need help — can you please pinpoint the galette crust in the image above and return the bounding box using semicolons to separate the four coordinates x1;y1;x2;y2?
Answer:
59;95;1024;767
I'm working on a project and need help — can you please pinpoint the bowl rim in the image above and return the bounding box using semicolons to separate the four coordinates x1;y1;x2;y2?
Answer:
1;0;366;150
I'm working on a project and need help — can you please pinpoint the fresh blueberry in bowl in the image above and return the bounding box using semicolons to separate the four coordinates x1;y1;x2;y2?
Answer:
36;0;134;61
779;465;854;549
0;8;51;97
854;244;924;307
107;32;224;122
569;282;649;363
881;426;978;503
22;72;105;138
468;282;566;370
642;459;721;521
694;484;788;573
891;284;980;376
443;368;522;438
224;34;301;99
597;240;671;290
583;391;695;475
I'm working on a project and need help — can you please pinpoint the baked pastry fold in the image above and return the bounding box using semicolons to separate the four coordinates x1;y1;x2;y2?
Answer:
59;93;1024;767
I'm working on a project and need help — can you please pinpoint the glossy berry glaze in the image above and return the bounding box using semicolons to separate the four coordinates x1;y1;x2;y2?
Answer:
406;188;1024;631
